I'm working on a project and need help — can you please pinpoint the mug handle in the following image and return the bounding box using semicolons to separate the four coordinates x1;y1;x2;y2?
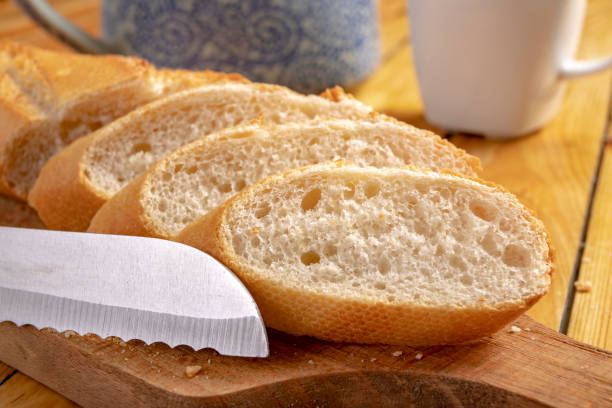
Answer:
559;56;612;79
13;0;119;54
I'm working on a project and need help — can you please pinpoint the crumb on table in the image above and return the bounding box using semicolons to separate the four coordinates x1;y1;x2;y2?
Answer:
185;365;202;378
574;280;593;293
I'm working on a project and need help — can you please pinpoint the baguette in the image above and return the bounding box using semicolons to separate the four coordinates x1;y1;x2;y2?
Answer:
176;161;553;345
89;119;481;239
0;42;247;200
29;83;373;231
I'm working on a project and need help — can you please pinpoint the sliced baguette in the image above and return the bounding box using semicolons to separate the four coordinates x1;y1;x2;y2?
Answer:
88;119;481;239
0;42;247;200
29;83;373;231
176;161;553;346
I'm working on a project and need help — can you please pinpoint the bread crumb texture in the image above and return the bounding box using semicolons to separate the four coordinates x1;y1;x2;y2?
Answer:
83;83;371;197
144;119;478;237
212;164;551;345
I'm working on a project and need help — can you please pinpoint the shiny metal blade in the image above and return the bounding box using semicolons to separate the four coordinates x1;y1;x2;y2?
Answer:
0;227;268;357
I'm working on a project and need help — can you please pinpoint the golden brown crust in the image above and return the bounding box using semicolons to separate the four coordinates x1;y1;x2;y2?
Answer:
175;162;552;345
95;117;483;240
28;135;106;231
0;42;249;201
87;173;154;236
177;205;227;260
33;82;360;231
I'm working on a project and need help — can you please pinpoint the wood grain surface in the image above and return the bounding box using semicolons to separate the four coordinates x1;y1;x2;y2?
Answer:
0;317;610;408
0;0;611;406
567;124;612;349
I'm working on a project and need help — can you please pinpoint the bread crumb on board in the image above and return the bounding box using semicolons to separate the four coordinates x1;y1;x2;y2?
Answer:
574;280;593;293
185;365;202;378
415;353;423;360
392;351;403;357
63;330;77;338
508;325;521;333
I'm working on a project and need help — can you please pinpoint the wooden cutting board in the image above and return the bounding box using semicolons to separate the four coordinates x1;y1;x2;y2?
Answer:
1;195;611;407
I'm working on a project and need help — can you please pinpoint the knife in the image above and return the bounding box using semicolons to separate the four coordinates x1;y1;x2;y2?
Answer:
0;227;268;358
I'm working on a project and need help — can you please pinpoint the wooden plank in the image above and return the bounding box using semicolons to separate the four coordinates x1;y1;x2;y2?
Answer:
0;318;610;408
378;0;409;58
568;126;612;349
0;362;15;383
449;0;612;331
0;372;76;408
0;0;99;51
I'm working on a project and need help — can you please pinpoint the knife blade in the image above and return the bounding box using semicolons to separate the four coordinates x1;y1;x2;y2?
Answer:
0;227;268;357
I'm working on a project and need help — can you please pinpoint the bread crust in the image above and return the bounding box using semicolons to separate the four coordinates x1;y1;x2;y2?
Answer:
176;162;552;346
87;173;153;236
1;42;248;201
0;42;154;199
28;135;104;231
32;83;376;231
88;118;482;239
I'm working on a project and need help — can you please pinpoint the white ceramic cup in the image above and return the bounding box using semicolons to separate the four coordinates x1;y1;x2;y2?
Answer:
409;0;612;139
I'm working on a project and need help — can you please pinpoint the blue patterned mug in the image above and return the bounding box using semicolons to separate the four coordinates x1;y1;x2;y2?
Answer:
14;0;381;93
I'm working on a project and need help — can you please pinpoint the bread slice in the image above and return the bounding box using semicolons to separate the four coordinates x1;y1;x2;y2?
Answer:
88;119;481;239
0;42;246;200
29;83;373;231
176;161;553;346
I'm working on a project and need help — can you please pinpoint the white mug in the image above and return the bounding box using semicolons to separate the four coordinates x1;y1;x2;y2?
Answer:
409;0;612;139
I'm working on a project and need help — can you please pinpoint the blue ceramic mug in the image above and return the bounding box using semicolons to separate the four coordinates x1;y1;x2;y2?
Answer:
14;0;381;93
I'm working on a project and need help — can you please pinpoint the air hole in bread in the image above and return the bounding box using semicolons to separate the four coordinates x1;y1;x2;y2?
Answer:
374;282;386;290
308;138;319;146
364;182;380;198
250;236;260;248
470;199;498;222
414;222;427;236
503;244;531;268
254;204;270;219
162;172;171;182
131;143;151;154
300;250;320;266
173;164;183;173
460;274;473;286
235;179;246;190
218;183;232;193
158;199;168;212
301;188;321;211
323;244;337;257
343;183;355;199
419;267;432;278
378;258;391;275
480;229;501;257
439;188;451;199
186;165;198;175
499;218;512;232
450;255;467;272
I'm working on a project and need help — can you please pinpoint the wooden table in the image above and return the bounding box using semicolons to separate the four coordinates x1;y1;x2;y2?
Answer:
0;0;610;406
